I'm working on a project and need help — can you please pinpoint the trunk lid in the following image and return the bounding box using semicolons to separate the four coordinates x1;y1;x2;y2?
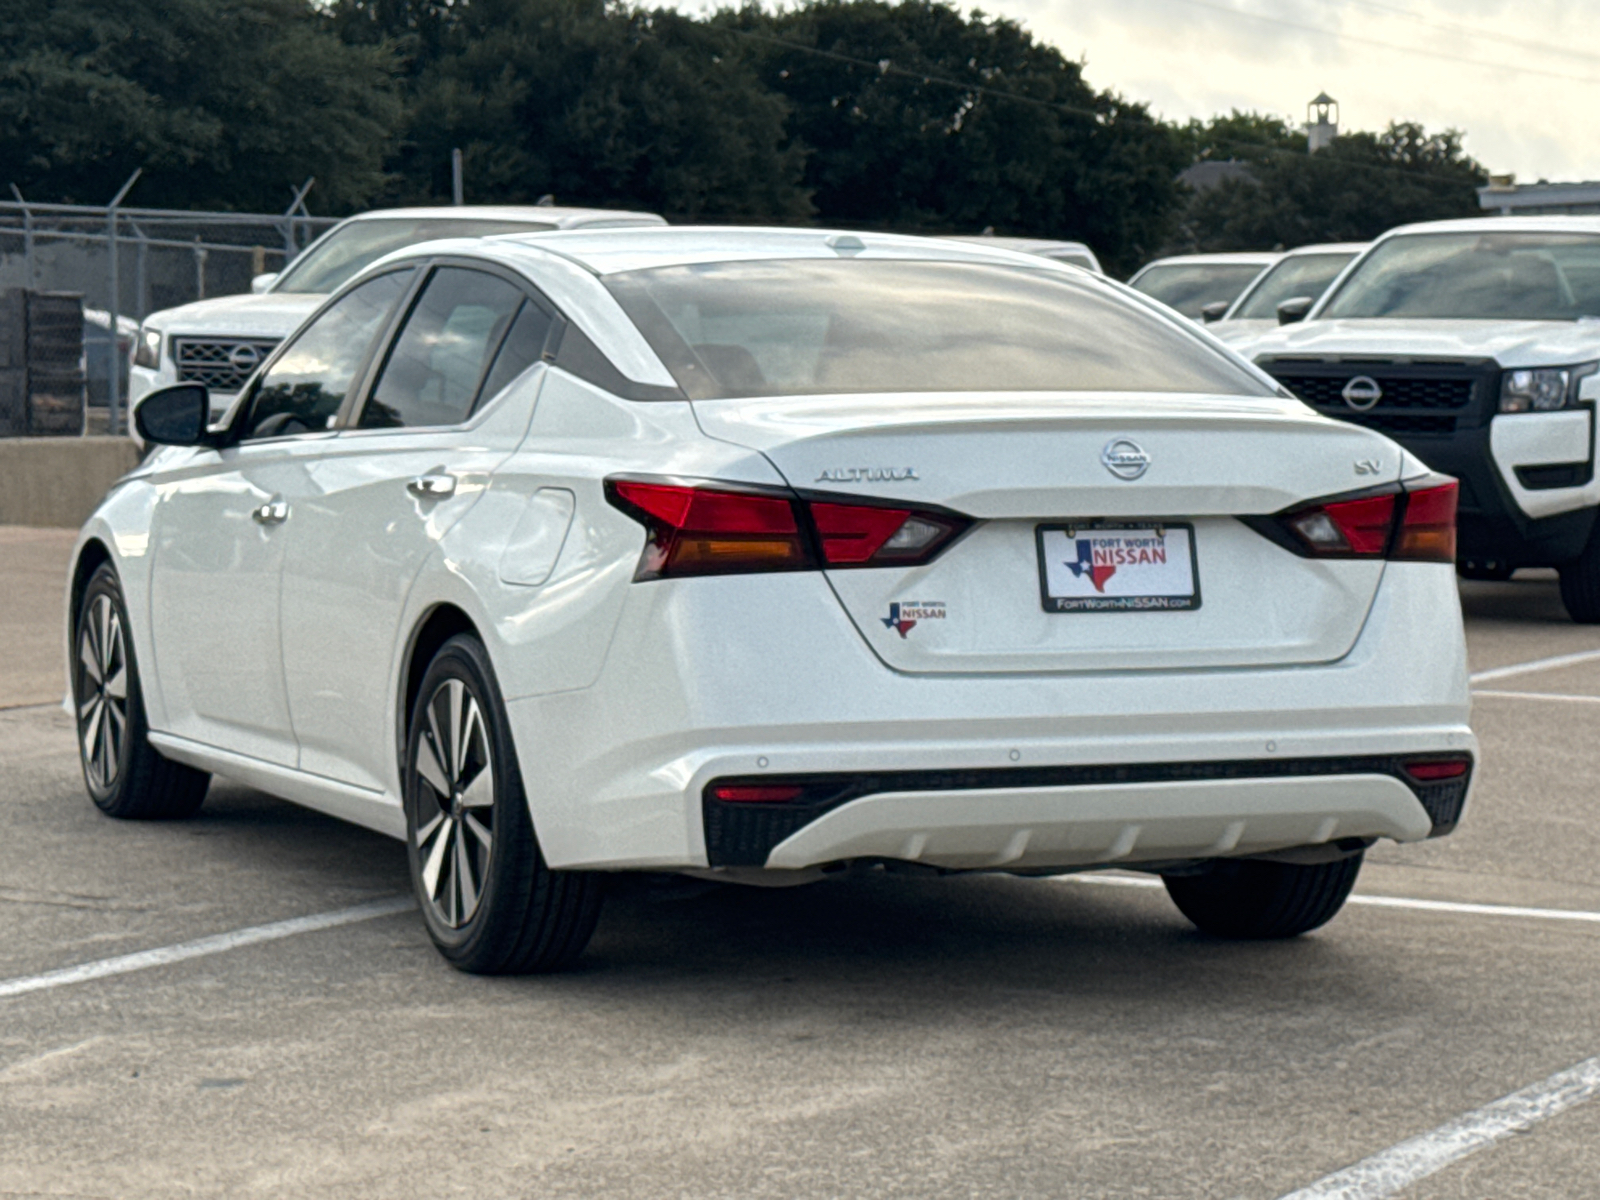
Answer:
693;391;1406;674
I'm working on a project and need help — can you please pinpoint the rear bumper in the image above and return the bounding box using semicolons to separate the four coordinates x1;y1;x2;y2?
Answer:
504;560;1474;872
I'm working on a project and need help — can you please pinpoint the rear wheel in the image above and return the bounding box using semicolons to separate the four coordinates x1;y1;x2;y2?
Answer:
404;634;604;974
1559;533;1600;623
73;564;210;819
1162;853;1363;939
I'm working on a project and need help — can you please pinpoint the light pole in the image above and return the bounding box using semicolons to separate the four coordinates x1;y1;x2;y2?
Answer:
104;169;141;436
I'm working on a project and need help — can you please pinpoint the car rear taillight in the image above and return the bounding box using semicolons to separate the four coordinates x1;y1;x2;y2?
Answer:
1402;756;1471;782
710;785;806;803
1262;475;1458;563
605;477;970;580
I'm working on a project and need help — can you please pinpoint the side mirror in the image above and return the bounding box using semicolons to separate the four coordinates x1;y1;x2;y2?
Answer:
251;273;280;295
1200;301;1229;324
134;383;213;447
1277;296;1314;325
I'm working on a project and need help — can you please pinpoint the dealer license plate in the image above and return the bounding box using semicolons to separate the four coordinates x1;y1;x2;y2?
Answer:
1035;523;1200;612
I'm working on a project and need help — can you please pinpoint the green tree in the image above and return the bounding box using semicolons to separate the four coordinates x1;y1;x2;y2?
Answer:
1182;121;1487;252
336;0;812;220
0;0;401;212
715;0;1189;274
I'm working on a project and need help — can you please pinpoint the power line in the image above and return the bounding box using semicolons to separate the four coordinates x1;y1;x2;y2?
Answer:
1166;0;1600;86
1331;0;1600;68
719;25;1486;191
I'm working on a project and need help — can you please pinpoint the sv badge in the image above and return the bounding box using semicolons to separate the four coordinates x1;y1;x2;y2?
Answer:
1353;459;1382;476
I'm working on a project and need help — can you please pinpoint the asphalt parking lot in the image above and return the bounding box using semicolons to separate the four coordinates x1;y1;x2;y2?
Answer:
2;525;1599;1199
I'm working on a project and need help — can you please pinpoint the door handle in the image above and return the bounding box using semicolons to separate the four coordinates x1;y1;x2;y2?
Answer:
407;472;457;499
251;497;289;525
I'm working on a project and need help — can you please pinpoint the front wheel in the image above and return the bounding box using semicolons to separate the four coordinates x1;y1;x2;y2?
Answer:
1162;853;1363;939
73;563;210;819
404;634;604;974
1559;530;1600;623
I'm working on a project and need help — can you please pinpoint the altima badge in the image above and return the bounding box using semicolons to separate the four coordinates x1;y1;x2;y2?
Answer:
1100;438;1150;480
816;467;918;483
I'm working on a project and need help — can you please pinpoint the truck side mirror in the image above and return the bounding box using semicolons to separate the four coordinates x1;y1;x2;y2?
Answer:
1200;301;1229;324
1277;296;1314;325
251;273;280;294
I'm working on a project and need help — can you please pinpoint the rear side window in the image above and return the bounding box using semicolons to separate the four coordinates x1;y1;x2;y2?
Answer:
361;267;530;429
243;269;412;440
477;301;554;404
606;259;1272;400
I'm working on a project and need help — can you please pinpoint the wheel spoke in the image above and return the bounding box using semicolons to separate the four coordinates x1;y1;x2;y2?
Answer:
79;631;101;685
79;693;101;725
96;599;112;677
464;811;492;850
421;815;454;900
455;831;478;918
104;662;127;702
460;762;494;809
426;700;451;783
415;732;451;799
447;680;465;786
415;810;445;847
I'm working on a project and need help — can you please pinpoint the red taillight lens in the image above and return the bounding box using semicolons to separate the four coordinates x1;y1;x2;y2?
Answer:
1271;475;1457;562
606;480;811;579
810;501;965;566
711;785;805;803
1402;756;1471;781
606;477;970;579
1393;480;1457;563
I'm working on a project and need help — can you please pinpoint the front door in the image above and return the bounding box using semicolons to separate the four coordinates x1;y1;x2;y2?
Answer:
278;265;555;792
146;269;414;765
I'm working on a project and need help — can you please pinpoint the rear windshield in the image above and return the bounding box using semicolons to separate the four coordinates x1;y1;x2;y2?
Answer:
1233;253;1357;319
274;217;557;294
1128;263;1268;318
604;259;1271;400
1320;232;1600;320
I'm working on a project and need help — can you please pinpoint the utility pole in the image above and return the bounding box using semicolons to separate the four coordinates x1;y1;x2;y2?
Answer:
452;149;464;206
9;185;31;287
282;177;315;262
105;169;141;437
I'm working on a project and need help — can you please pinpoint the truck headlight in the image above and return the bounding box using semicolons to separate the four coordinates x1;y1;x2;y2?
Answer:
1499;362;1598;413
134;326;162;369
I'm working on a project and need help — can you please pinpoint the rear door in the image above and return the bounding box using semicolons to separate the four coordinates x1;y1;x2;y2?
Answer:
693;392;1403;674
277;263;556;793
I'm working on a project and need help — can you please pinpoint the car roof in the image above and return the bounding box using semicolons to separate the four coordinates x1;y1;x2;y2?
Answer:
1135;251;1282;271
942;234;1095;254
466;225;1091;276
341;205;666;229
1377;215;1600;238
1276;242;1368;257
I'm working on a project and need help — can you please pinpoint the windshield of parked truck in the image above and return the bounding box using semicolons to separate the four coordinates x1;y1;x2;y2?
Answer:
1232;252;1358;320
1320;231;1600;321
1129;262;1270;318
274;217;557;294
606;258;1274;399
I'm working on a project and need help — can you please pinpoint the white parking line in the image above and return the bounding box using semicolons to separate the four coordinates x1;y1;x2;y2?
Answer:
1472;689;1600;705
1060;874;1600;925
1275;1055;1600;1199
0;896;415;1001
1469;647;1600;684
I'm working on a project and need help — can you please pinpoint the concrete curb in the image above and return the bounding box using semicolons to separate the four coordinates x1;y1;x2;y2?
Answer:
0;437;140;529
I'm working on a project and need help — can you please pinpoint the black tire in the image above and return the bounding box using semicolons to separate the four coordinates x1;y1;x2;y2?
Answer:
404;634;604;974
1162;853;1363;939
1559;533;1600;623
72;563;210;820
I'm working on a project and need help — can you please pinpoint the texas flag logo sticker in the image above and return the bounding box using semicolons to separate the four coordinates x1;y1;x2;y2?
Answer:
1065;538;1118;593
881;600;947;638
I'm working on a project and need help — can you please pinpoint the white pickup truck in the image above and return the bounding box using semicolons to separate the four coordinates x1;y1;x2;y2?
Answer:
129;204;664;433
1241;217;1600;620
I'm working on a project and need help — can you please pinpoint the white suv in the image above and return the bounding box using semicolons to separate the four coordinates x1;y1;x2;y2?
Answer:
129;205;665;435
1243;217;1600;618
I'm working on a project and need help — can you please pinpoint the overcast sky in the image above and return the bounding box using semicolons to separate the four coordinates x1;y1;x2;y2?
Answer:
675;0;1600;183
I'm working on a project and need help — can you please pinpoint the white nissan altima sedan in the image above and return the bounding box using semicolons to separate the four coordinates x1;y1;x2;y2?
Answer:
69;226;1477;973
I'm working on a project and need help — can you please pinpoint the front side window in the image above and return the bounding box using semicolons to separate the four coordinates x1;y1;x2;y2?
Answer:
242;269;412;440
273;218;557;295
1233;253;1357;320
606;259;1273;400
1320;232;1600;321
361;267;541;429
1129;263;1269;318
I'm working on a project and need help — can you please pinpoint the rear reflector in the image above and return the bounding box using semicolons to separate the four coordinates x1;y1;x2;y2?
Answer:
1402;756;1471;781
605;477;970;579
1266;475;1458;563
711;785;805;803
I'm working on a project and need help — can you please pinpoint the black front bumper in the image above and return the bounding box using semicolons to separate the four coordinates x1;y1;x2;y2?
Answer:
1260;356;1597;568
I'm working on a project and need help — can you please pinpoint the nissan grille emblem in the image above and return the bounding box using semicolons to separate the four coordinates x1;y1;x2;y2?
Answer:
1100;438;1150;481
1341;375;1383;412
228;343;261;374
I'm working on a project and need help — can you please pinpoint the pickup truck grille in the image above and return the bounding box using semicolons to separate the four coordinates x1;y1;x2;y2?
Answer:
1261;359;1495;437
172;337;280;394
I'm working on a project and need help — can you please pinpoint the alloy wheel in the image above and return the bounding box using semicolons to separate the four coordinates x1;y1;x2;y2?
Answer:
412;678;496;928
77;594;128;791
